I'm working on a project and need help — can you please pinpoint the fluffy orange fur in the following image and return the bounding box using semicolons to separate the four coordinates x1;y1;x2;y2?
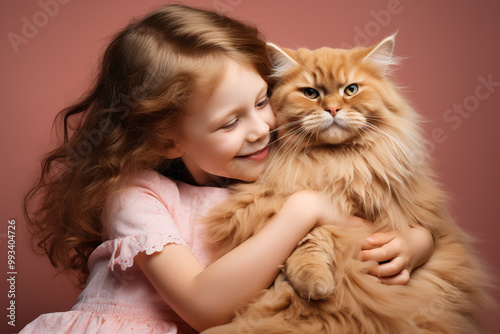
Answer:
202;36;491;333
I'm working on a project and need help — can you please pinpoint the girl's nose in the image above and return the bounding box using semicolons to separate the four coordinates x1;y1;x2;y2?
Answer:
247;113;270;142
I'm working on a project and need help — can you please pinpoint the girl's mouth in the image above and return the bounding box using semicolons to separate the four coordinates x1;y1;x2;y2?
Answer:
238;146;269;161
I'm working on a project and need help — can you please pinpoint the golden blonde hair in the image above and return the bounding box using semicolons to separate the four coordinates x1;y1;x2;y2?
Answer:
23;4;272;285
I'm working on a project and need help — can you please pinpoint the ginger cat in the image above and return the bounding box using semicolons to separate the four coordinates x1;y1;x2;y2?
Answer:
202;35;491;334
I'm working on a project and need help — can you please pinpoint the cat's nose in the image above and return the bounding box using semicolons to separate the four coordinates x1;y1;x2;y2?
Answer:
325;107;339;116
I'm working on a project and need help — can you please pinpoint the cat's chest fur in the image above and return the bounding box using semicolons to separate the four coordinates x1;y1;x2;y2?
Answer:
262;144;398;223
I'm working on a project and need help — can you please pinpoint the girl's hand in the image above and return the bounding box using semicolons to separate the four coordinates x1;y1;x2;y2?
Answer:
361;226;434;285
292;191;369;228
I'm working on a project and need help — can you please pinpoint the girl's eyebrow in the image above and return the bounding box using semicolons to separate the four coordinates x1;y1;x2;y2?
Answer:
257;84;269;99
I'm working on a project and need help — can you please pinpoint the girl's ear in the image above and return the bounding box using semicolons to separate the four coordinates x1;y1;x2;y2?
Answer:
165;146;183;159
164;137;184;159
363;34;398;76
267;42;298;77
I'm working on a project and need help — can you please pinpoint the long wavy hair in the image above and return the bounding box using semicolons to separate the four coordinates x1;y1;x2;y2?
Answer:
23;4;272;285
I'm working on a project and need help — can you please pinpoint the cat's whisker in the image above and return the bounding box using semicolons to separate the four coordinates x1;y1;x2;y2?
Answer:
355;127;393;193
363;124;413;178
268;125;305;146
364;115;423;148
285;131;310;189
364;114;419;136
304;127;315;151
265;139;297;179
299;119;323;142
273;128;306;165
371;124;420;167
364;123;413;163
268;126;303;143
270;120;304;133
263;128;308;182
275;128;308;149
355;127;374;152
276;112;309;118
365;123;420;191
314;123;322;142
267;133;306;187
364;117;400;129
364;113;414;125
268;121;309;143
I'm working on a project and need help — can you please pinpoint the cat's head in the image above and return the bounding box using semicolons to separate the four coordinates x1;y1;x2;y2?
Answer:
268;35;412;150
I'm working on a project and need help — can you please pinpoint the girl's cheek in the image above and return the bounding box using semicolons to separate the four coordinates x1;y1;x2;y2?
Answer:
210;135;239;157
266;106;277;130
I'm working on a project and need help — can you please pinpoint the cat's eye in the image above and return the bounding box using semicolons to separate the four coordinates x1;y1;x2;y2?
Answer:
303;88;320;99
344;84;359;96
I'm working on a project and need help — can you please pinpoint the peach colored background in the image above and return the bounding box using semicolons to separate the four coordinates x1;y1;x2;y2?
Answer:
1;0;499;332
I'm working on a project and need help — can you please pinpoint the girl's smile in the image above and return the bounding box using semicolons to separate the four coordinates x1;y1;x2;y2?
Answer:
236;145;270;161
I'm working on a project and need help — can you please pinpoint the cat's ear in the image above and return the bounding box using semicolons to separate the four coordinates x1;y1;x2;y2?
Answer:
267;42;298;76
363;34;398;75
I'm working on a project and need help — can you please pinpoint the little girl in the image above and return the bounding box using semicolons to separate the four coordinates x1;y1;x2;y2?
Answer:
21;4;434;333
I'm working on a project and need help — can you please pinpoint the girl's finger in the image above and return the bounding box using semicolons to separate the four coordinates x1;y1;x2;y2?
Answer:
370;257;404;277
379;269;410;286
361;240;400;263
365;231;396;247
360;238;375;250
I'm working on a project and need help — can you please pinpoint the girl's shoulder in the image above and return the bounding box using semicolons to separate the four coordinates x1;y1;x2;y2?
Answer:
130;169;180;195
104;170;230;223
130;170;230;200
101;169;230;240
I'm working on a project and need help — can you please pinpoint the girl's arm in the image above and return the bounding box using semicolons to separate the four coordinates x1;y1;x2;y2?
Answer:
136;191;362;331
361;226;434;285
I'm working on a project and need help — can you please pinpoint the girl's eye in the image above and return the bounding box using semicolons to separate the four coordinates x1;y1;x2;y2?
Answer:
303;88;320;99
220;119;238;130
344;84;359;96
256;96;270;108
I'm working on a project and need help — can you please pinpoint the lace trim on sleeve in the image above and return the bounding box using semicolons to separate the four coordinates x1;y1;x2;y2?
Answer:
107;234;188;271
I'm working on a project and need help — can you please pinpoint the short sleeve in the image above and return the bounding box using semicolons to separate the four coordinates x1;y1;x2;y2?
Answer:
100;171;187;271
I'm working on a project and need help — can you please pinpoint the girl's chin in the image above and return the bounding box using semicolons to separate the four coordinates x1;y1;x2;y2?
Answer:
225;158;269;182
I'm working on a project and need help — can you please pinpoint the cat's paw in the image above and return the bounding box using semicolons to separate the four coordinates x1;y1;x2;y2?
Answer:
285;262;335;300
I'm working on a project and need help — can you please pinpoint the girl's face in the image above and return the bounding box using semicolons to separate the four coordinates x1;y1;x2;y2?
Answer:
176;60;276;185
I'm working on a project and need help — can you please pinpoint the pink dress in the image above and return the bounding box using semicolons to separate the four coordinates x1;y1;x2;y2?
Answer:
20;170;230;334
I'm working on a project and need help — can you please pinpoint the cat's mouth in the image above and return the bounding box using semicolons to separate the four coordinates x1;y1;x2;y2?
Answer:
307;112;356;145
321;113;350;132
